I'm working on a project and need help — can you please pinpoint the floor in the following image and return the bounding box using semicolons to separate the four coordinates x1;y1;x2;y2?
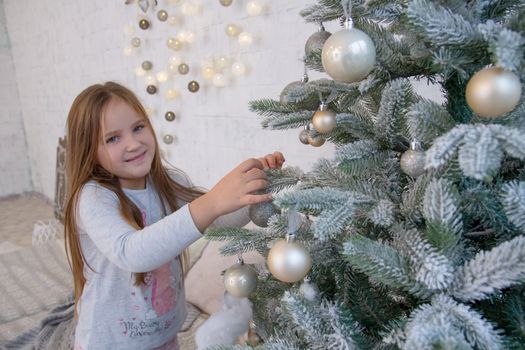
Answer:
0;194;55;254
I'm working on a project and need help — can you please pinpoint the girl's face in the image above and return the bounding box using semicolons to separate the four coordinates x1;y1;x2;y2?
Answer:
97;97;156;189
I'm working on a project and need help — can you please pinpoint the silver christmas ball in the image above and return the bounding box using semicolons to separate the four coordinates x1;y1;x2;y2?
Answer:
299;129;310;145
157;9;168;22
141;60;153;71
165;111;176;121
223;262;258;298
268;239;312;283
466;67;522;117
146;85;157;94
305;26;331;56
307;133;325;147
312;106;336;134
249;200;281;227
138;19;150;30
322;21;376;83
163;134;174;144
400;149;425;177
178;63;189;75
279;81;305;104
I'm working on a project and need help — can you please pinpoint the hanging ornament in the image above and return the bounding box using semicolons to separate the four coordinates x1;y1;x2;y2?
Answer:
130;37;141;48
219;0;233;6
400;140;426;177
165;111;176;121
138;0;149;13
146;85;157;94
141;60;153;71
223;257;258;298
188;80;200;93
465;66;522;118
157;9;168;21
268;234;312;283
138;18;150;30
299;125;311;145
312;100;336;134
249;192;281;227
307;129;325;147
163;134;174;144
178;63;189;74
305;23;331;56
321;18;376;83
279;72;309;104
299;277;320;301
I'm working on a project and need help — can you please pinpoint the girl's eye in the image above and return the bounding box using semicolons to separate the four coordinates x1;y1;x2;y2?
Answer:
106;135;119;143
134;124;145;132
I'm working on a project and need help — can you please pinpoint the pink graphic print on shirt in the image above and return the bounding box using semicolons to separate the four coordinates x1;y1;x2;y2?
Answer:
142;262;177;317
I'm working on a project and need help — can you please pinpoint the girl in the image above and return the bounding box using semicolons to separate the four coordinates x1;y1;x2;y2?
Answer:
64;81;285;349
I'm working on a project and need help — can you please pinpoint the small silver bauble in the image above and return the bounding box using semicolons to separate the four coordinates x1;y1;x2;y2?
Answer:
188;80;200;93
223;260;258;298
305;23;331;56
165;111;176;121
279;74;309;104
307;133;325;147
322;19;376;83
138;19;150;30
157;9;168;21
178;63;190;74
146;84;157;94
163;134;174;145
465;66;522;117
141;60;153;71
131;37;141;48
312;102;336;134
400;141;425;177
249;198;281;227
267;236;312;283
299;129;310;145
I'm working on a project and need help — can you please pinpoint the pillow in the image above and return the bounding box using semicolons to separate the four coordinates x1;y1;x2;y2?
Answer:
187;237;209;270
185;241;265;315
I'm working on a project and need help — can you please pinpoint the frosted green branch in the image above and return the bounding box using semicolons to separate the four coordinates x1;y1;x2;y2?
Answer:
368;199;395;227
478;21;525;72
407;0;483;47
402;295;503;350
343;235;431;298
407;99;456;146
423;178;463;238
501;181;525;232
451;235;525;301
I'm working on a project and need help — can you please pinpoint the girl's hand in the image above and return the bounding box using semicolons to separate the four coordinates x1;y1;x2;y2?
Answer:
189;158;271;232
258;151;285;169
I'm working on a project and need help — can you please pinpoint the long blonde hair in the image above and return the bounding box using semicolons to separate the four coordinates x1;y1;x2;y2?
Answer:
64;81;204;309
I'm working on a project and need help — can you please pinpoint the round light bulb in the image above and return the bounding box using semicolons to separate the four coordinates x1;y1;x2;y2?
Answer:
167;37;182;51
212;73;228;87
246;1;263;16
146;75;157;85
165;89;180;100
167;15;178;26
156;71;169;83
181;3;196;16
216;56;230;70
123;47;133;56
135;66;146;76
167;64;178;74
202;66;215;80
238;32;253;46
225;24;241;37
169;56;182;66
232;61;246;76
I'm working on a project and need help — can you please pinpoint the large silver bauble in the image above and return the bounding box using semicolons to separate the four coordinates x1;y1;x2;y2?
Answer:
279;81;305;104
465;67;522;117
223;262;258;298
307;133;325;147
312;109;336;134
322;27;376;83
400;149;425;177
305;28;332;56
249;200;281;227
267;239;312;283
299;129;310;145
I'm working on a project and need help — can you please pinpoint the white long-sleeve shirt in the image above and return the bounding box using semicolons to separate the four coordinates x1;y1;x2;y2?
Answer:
73;171;249;350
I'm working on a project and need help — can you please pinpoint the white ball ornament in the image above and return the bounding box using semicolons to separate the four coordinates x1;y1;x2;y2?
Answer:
223;260;258;298
267;236;312;283
322;19;376;83
466;66;522;117
400;141;426;177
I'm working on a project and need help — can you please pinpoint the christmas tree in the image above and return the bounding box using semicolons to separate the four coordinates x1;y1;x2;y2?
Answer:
207;0;525;348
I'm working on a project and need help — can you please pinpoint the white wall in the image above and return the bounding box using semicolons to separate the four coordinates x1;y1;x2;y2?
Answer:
3;0;337;200
0;0;32;197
